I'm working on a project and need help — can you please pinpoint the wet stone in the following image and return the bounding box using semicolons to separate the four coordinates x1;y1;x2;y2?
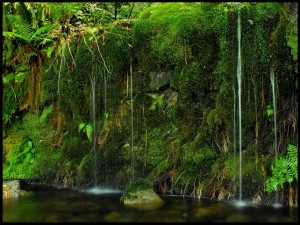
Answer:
104;211;122;221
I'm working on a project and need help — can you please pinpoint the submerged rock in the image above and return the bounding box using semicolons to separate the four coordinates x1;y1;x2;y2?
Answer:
104;211;122;221
122;189;165;211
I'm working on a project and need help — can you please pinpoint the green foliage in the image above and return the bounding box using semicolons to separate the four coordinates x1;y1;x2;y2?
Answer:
22;113;42;139
78;122;93;142
3;87;20;131
3;139;63;182
180;145;217;176
3;14;33;42
39;104;54;124
266;144;298;194
77;153;94;185
286;32;298;73
3;140;36;177
149;94;165;111
266;105;274;117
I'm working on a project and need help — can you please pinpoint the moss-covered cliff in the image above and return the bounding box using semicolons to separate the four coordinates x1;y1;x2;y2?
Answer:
3;2;298;207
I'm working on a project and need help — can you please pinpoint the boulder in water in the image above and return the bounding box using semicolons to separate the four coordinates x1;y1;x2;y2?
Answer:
122;189;165;211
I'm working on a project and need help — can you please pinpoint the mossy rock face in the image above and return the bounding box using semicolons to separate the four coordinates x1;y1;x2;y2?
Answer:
122;189;165;211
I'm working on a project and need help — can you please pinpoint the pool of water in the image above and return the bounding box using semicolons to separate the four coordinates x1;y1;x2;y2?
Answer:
3;185;298;222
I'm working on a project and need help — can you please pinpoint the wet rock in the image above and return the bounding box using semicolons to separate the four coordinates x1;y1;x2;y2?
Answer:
3;180;29;199
122;189;165;211
104;211;122;221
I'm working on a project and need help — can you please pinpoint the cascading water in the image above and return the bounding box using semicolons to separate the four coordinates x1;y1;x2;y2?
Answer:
233;85;237;199
130;58;135;181
83;35;98;186
270;68;277;158
236;4;243;204
270;67;280;207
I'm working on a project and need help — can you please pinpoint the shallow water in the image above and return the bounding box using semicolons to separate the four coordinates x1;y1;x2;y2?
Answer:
3;185;298;222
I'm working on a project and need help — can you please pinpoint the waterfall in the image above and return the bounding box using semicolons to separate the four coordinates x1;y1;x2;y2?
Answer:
233;85;237;199
90;56;98;187
130;58;135;181
236;5;243;202
270;67;278;204
83;35;97;186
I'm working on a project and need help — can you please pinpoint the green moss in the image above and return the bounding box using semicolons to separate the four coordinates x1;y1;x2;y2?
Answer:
3;140;63;183
120;178;153;202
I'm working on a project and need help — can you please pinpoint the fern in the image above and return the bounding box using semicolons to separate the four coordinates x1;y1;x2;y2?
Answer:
78;122;93;142
287;144;298;181
30;23;54;43
266;144;298;194
3;73;15;84
5;15;33;42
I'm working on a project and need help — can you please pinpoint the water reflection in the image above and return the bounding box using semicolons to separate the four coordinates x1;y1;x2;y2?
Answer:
3;185;298;222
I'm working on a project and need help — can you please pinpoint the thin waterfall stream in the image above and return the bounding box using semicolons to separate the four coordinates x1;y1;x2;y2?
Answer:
233;85;237;199
130;58;135;181
270;67;279;206
236;5;243;203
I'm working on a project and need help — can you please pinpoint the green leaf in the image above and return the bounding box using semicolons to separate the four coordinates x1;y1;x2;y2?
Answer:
24;146;31;153
17;65;30;72
46;45;56;58
39;104;54;123
78;123;86;133
15;72;29;83
31;24;54;39
3;73;15;84
28;51;37;58
85;124;93;143
25;153;32;163
28;140;33;148
31;148;36;154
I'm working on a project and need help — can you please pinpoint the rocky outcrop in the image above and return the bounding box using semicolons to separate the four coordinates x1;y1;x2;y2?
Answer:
122;189;165;211
3;180;28;199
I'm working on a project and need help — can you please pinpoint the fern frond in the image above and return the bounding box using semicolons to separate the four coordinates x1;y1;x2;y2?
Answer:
30;23;54;42
287;144;298;163
3;73;15;84
5;15;33;42
287;144;298;181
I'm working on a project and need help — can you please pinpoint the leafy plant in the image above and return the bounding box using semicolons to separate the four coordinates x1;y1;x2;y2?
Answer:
39;104;54;124
266;144;298;193
11;140;36;165
78;122;93;142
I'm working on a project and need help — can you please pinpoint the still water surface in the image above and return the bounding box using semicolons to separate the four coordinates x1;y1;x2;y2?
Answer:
3;185;298;222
